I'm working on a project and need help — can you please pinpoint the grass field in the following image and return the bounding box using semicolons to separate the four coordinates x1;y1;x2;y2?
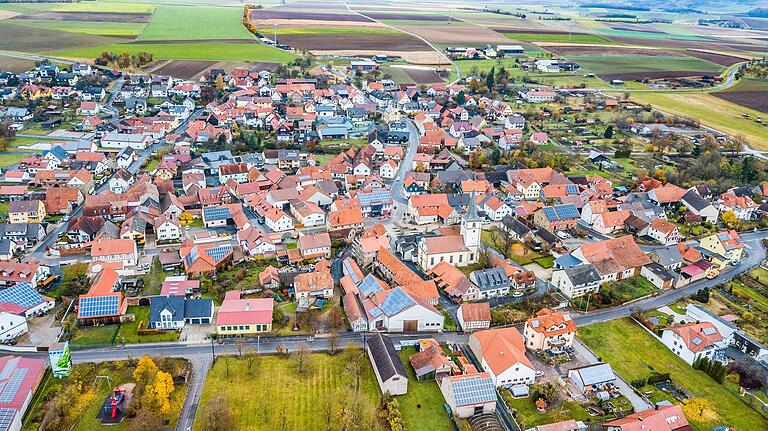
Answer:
570;55;722;76
51;1;157;13
70;324;119;347
579;318;768;431
194;353;385;431
503;32;615;45
115;306;180;344
14;19;146;37
139;5;252;40
57;42;296;62
397;348;453;431
629;91;768;150
0;21;119;53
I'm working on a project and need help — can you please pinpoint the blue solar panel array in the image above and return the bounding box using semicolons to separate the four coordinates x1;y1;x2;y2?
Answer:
358;274;384;297
343;259;360;283
204;206;231;222
79;295;120;318
452;375;496;406
0;408;15;431
0;368;27;404
380;287;415;316
566;184;579;195
206;246;232;263
544;204;579;221
357;188;392;206
0;283;45;309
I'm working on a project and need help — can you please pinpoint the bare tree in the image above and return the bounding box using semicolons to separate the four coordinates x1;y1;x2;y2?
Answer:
342;343;365;395
235;336;244;359
291;343;313;375
327;331;340;355
202;394;234;431
246;349;259;375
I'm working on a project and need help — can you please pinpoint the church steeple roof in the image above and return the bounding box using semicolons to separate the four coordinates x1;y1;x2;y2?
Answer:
465;191;482;222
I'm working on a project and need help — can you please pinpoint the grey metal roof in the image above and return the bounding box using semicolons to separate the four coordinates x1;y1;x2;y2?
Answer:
652;246;684;267
681;189;711;212
184;298;213;319
470;267;509;291
570;363;616;385
450;374;496;406
367;333;407;381
564;264;601;286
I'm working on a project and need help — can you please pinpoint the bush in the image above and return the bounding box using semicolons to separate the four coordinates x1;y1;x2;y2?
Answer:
631;378;646;389
647;372;670;385
693;357;727;383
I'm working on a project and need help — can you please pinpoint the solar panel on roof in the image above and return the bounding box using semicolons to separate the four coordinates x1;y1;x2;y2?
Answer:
0;368;27;404
0;283;45;309
544;207;557;221
452;375;496;406
554;204;579;219
566;184;579;195
342;260;359;283
702;327;717;336
206;246;232;263
204;207;230;221
0;408;15;431
380;288;414;316
79;295;120;318
692;337;702;345
358;274;384;297
577;363;615;385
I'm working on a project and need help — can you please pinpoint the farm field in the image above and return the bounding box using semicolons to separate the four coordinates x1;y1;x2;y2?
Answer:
56;42;296;62
629;91;768;150
499;31;616;45
51;1;157;14
0;21;119;53
570;55;723;81
0;55;38;73
0;153;29;168
138;5;253;41
579;318;768;431
194;352;385;431
9;19;145;37
395;22;511;45
713;78;768;113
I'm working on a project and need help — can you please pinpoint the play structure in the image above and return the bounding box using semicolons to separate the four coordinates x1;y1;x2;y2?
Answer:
96;383;134;424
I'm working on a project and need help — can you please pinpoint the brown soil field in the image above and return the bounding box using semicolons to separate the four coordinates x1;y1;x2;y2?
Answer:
713;91;768;113
602;36;761;54
544;45;681;57
492;28;569;34
404;68;442;84
0;55;37;73
601;71;719;81
604;22;666;33
152;60;218;79
15;11;151;23
685;49;745;66
365;12;461;22
277;33;429;51
251;19;384;29
399;24;510;45
249;9;371;22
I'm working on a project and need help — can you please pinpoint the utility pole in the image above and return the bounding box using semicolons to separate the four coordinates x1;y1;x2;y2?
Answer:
584;292;592;312
274;24;278;45
210;337;215;361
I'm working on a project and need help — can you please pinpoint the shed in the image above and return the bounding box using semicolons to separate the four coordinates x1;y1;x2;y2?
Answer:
366;333;408;395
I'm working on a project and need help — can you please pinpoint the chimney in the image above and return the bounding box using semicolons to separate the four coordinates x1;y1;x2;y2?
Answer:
655;404;659;410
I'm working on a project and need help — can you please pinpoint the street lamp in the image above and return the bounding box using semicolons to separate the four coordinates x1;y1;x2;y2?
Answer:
210;337;215;361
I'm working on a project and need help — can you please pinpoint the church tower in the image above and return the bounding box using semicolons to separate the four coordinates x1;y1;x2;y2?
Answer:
461;192;483;262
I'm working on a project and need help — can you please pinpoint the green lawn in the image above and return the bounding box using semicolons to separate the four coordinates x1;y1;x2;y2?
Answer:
579;318;768;431
397;348;453;431
13;19;146;37
116;306;180;344
51;1;157;13
139;5;253;40
503;32;615;45
194;353;385;431
56;42;296;62
571;55;722;76
141;257;167;295
503;392;632;429
0;153;26;168
69;324;119;348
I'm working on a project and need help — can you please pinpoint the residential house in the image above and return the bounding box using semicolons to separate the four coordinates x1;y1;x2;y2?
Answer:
298;232;331;259
523;309;576;352
648;218;680;245
469;328;536;387
681;190;718;223
8;200;45;224
533;204;579;232
469;267;510;299
78;268;127;325
91;238;138;268
147;295;214;329
409;339;453;381
568;363;616;395
293;270;333;300
215;291;273;336
551;264;601;299
699;230;744;264
604;405;690;431
660;321;726;366
456;302;491;332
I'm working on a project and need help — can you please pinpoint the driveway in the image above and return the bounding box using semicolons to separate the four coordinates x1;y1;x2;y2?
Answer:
18;314;61;346
572;339;652;412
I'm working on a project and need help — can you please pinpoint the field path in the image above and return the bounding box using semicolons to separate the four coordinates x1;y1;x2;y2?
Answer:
342;1;461;83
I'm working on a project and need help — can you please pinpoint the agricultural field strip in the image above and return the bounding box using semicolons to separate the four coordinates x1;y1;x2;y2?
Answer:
138;5;253;41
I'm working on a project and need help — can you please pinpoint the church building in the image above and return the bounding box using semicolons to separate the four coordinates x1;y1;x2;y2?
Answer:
417;193;482;271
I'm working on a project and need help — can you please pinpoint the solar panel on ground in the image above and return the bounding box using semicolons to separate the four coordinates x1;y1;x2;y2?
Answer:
0;283;44;309
79;295;119;318
452;375;496;406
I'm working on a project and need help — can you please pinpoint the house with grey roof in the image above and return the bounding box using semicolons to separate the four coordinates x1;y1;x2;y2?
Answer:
568;362;616;394
148;295;213;329
366;333;408;395
551;264;601;299
469;267;510;299
681;189;718;223
650;246;684;270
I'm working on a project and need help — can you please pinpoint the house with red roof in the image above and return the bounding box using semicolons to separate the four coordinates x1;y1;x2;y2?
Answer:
469;327;536;387
215;291;273;336
78;267;127;325
523;309;576;352
0;355;46;431
604;405;691;431
661;321;726;366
